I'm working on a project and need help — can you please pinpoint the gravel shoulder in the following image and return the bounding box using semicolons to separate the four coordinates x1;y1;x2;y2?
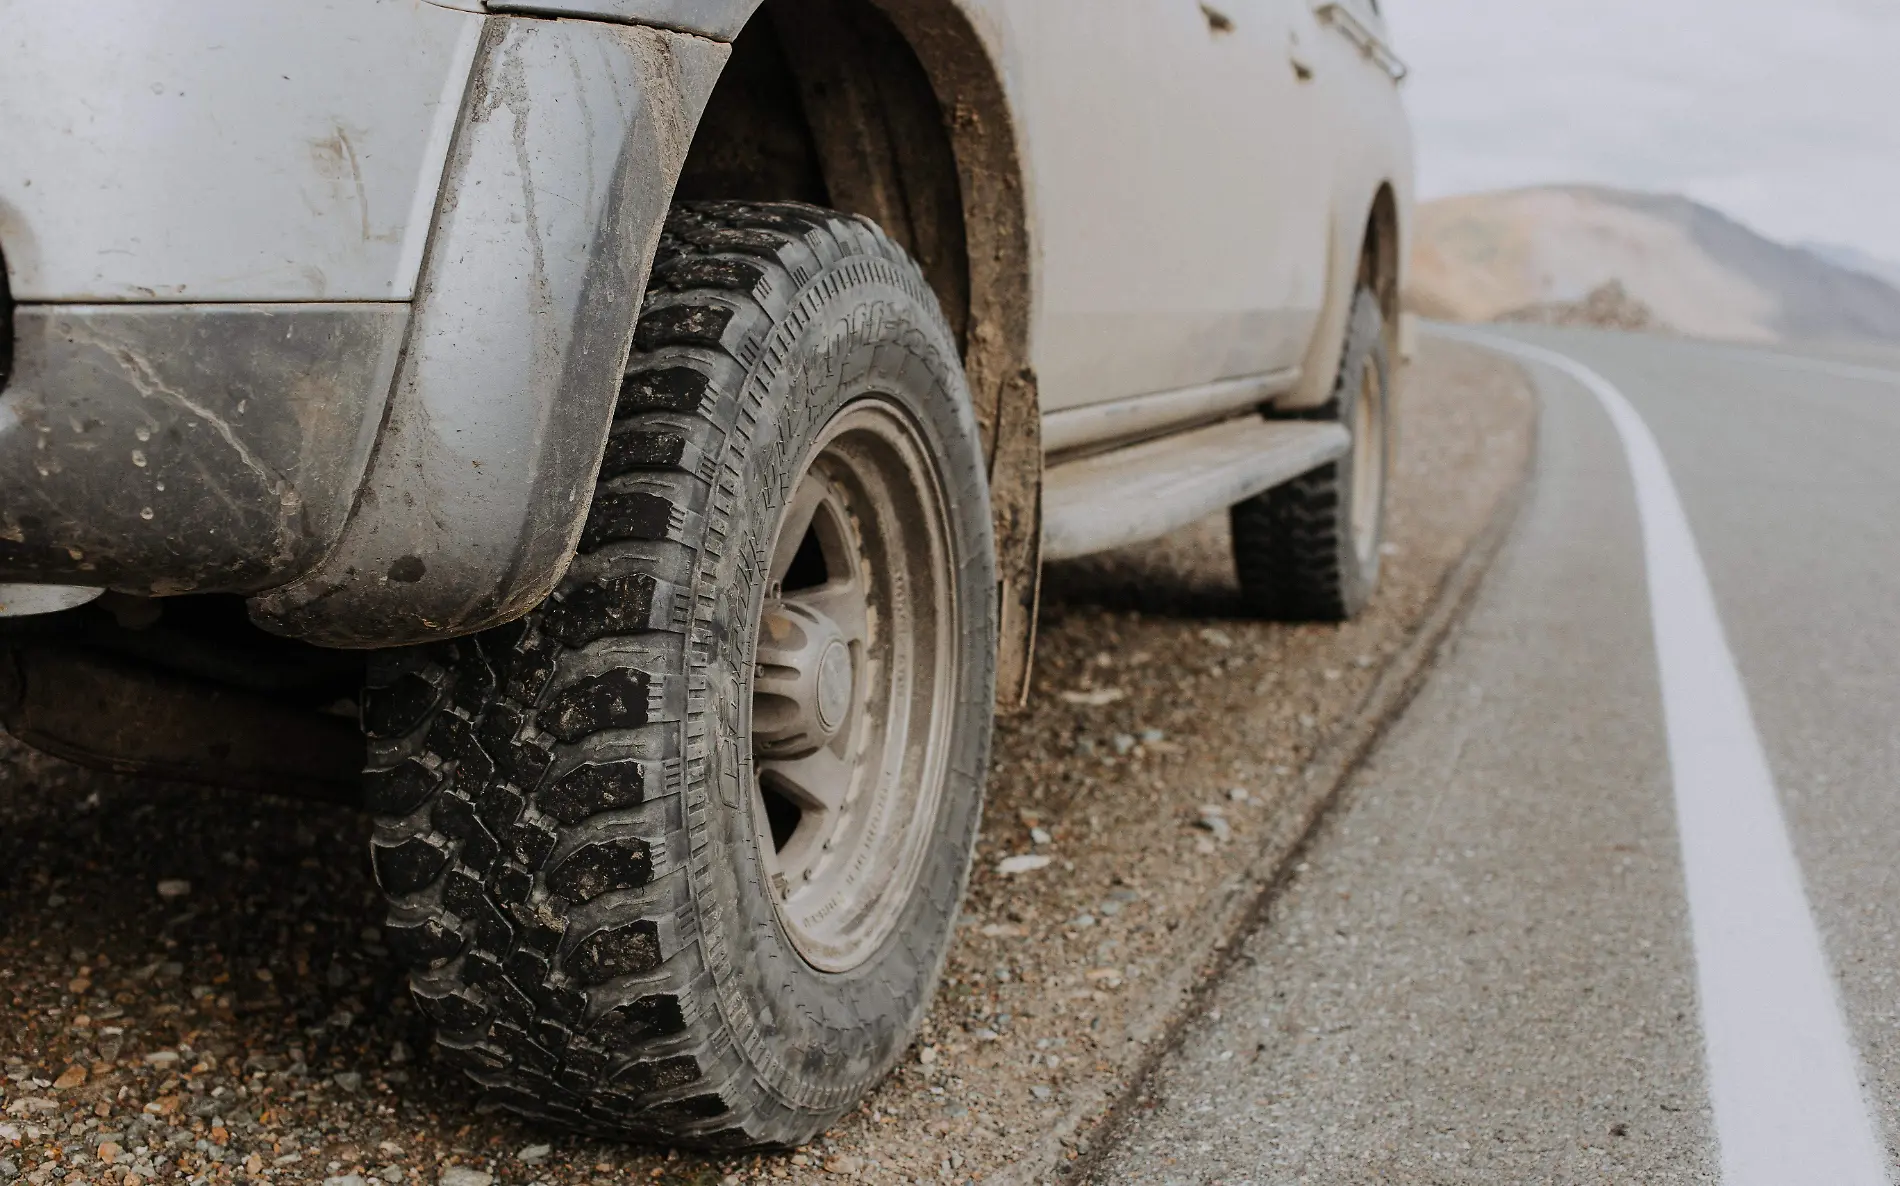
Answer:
0;340;1533;1186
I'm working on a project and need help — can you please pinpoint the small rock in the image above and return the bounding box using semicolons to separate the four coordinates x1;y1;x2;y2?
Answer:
389;1041;411;1065
1195;809;1233;843
1097;900;1123;917
1029;827;1052;846
1228;786;1252;803
1194;836;1217;856
155;880;191;900
917;1047;937;1065
995;854;1052;876
1071;914;1096;928
1199;627;1234;648
323;1177;367;1186
0;1125;18;1143
143;1051;180;1068
972;1028;1000;1042
380;1167;407;1183
515;1145;551;1165
51;1067;86;1090
440;1169;492;1186
332;1072;363;1094
822;1155;861;1175
1138;728;1166;743
1058;687;1124;707
978;923;1025;938
0;1159;16;1182
721;1177;743;1186
1030;1085;1053;1100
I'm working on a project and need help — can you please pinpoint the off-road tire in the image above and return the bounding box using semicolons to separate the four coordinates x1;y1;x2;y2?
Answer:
1231;288;1390;620
361;201;996;1148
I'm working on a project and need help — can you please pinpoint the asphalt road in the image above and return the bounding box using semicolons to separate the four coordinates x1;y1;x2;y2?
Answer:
1092;327;1900;1183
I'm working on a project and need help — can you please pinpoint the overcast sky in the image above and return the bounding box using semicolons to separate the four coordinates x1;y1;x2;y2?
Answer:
1383;0;1900;261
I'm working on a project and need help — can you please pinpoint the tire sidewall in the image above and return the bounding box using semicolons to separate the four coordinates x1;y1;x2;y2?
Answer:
693;248;996;1127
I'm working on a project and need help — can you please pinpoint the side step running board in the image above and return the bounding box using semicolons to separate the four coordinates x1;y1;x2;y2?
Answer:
1042;416;1349;561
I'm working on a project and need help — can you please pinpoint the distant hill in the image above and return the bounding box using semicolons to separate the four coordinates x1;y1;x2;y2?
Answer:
1802;241;1900;293
1405;185;1900;344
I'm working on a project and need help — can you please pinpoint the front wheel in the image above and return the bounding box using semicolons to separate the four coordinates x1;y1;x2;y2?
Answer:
361;201;997;1148
1231;287;1391;620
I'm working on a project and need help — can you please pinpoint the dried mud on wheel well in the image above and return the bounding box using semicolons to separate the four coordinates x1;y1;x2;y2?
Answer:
0;339;1532;1186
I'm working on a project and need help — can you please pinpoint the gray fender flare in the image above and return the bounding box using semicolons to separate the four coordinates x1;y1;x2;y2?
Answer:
251;17;727;646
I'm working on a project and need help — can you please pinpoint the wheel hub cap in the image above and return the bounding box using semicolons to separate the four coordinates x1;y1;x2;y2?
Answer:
754;601;856;753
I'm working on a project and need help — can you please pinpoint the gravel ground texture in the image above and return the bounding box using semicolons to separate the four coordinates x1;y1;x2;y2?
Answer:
0;340;1533;1186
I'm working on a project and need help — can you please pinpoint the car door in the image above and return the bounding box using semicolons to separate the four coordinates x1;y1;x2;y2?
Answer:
992;0;1330;416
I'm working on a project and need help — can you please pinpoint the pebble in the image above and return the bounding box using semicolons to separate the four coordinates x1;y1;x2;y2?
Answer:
323;1176;367;1186
1195;808;1233;843
439;1169;492;1186
332;1072;363;1093
995;854;1052;876
515;1145;551;1164
1029;827;1052;846
154;879;191;900
1030;1086;1053;1100
143;1051;180;1068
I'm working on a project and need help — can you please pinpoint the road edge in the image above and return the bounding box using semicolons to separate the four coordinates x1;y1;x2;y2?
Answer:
1017;350;1540;1185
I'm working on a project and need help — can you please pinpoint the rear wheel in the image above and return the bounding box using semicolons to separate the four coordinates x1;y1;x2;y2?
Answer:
362;201;996;1148
1231;287;1391;620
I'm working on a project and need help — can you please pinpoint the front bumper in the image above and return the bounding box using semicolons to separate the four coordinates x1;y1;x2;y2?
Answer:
0;303;405;595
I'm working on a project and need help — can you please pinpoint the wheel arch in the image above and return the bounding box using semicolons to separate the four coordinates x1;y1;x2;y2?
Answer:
1289;176;1406;411
674;0;1043;707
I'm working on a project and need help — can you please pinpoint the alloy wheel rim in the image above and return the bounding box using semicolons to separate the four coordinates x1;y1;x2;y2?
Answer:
749;398;959;973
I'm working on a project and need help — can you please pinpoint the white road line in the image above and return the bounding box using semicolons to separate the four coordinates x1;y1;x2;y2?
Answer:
1442;328;1890;1186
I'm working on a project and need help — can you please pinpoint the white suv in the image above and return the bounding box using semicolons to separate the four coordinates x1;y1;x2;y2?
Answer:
0;0;1412;1147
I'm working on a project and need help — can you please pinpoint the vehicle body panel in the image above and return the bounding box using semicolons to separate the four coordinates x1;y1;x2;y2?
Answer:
0;0;481;302
982;0;1326;415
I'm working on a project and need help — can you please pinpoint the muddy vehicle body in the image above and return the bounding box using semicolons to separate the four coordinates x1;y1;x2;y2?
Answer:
0;0;1411;1147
